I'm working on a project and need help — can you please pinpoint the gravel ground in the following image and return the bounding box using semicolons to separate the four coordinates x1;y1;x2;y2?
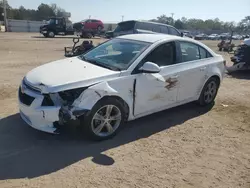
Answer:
0;33;249;188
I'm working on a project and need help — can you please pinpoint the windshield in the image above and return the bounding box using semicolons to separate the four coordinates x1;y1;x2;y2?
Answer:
79;38;150;71
114;21;136;32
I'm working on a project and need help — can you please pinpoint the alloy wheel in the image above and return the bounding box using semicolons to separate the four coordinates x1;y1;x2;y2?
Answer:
91;105;122;137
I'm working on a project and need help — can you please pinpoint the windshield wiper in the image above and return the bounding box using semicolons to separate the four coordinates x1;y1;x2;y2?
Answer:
81;57;121;71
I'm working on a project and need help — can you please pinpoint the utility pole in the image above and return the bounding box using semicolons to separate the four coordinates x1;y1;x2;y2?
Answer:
171;13;174;19
122;15;124;22
170;13;174;25
89;15;91;19
3;0;8;31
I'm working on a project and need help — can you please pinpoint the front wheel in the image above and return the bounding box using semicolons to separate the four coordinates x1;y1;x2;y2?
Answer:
48;31;55;38
81;98;126;141
198;77;219;106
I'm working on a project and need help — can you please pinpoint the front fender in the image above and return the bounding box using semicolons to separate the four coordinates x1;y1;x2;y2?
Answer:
71;82;128;111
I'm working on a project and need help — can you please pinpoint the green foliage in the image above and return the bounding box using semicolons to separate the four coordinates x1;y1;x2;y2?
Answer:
151;14;250;33
0;0;70;21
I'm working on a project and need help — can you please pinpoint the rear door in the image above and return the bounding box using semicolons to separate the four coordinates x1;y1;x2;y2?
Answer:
175;41;213;102
55;19;64;33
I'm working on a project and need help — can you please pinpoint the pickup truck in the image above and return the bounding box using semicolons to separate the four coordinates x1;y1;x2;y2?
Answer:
40;17;74;38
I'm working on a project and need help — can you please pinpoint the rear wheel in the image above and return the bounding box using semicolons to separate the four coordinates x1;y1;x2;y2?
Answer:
97;26;102;31
48;31;55;38
81;98;126;141
198;77;219;106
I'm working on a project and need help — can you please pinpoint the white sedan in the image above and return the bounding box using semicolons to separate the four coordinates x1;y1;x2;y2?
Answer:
19;34;225;140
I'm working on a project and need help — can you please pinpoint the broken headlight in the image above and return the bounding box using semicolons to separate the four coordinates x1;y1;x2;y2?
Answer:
58;87;88;104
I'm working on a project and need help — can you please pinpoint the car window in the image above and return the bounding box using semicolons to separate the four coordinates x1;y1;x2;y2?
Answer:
199;47;213;59
160;26;168;34
142;42;176;67
152;25;161;33
136;22;152;31
199;47;207;59
179;42;200;62
169;27;181;36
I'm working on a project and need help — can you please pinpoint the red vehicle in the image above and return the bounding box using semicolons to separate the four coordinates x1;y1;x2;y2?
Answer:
73;19;104;38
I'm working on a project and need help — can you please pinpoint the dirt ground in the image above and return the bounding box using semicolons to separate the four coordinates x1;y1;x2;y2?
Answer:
0;33;249;188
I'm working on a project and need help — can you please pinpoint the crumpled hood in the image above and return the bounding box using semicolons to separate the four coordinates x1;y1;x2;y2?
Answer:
25;57;120;93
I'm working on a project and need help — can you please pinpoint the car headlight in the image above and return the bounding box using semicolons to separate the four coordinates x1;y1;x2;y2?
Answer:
59;87;88;104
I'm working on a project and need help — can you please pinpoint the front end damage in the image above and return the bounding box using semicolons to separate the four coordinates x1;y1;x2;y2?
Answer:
19;79;117;134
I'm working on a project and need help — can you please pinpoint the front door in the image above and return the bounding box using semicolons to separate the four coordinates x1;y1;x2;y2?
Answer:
134;41;180;116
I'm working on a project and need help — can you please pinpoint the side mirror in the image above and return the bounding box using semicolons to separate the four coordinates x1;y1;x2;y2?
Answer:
139;62;160;73
181;32;184;37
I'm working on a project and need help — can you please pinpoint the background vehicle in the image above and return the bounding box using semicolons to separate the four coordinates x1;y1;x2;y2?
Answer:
183;31;193;38
227;38;250;73
40;17;74;38
19;34;225;141
219;33;231;40
108;20;183;38
232;35;243;40
73;19;104;38
194;33;208;40
208;34;220;40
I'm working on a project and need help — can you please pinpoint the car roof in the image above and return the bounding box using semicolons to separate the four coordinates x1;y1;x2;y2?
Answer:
117;34;181;43
118;20;172;27
117;34;216;55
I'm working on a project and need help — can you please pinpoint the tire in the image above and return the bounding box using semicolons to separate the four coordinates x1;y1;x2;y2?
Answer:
81;98;126;141
198;77;220;106
48;31;55;38
97;26;102;31
43;34;48;37
86;33;92;38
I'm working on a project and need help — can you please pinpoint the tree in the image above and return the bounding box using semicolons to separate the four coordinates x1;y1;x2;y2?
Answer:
0;0;11;21
152;14;174;25
37;3;55;20
174;19;184;29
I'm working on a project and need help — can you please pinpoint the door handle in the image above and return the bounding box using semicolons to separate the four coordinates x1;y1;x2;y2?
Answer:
200;67;207;71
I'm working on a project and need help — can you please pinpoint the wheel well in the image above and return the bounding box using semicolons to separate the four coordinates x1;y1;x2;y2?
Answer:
210;75;221;86
100;96;130;121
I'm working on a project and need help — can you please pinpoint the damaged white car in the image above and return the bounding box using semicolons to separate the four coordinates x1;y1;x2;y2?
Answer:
19;34;225;140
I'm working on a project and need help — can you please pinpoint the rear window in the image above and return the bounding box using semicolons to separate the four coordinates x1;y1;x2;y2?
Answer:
169;27;181;36
115;21;136;32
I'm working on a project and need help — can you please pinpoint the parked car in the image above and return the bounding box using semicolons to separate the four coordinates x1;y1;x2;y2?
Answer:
18;34;225;141
73;19;104;38
107;20;183;38
40;17;74;38
208;34;220;40
183;31;193;38
232;35;243;40
194;33;208;40
219;33;231;40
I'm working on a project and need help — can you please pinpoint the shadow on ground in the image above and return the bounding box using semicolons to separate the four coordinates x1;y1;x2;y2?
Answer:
228;70;250;80
0;102;213;180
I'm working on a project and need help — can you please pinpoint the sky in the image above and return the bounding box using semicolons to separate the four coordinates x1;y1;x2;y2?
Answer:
7;0;250;23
